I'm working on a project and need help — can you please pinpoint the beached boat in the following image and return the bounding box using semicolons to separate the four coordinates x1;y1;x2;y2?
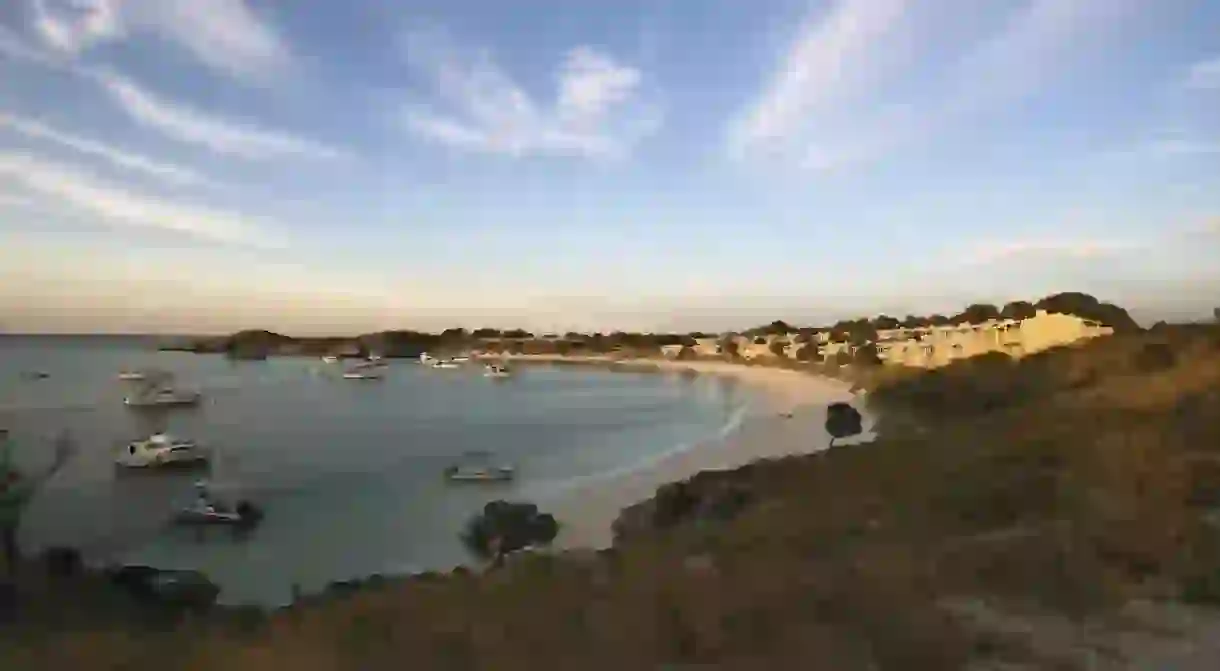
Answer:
115;433;209;469
444;451;516;482
124;385;202;408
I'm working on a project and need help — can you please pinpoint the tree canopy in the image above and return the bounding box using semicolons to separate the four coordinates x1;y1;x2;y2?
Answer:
825;402;863;447
461;501;560;563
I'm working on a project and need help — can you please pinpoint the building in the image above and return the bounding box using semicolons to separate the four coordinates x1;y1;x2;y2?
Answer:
872;310;1112;368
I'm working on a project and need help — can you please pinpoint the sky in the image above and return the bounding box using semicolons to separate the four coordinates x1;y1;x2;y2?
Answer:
0;0;1218;335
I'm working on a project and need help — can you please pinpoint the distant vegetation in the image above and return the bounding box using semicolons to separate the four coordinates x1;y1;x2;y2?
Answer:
163;292;1141;361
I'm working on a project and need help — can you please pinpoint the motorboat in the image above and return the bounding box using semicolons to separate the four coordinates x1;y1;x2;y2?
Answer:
450;356;470;363
431;360;462;369
117;371;147;381
342;362;384;379
124;386;202;408
321;355;339;364
444;451;516;482
115;433;209;469
484;364;512;379
173;481;263;529
420;352;435;365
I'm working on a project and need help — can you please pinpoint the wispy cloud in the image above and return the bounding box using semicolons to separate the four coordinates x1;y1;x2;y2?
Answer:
734;0;1151;171
28;0;289;81
0;152;282;246
728;0;912;158
0;192;35;208
94;71;345;161
960;239;1141;266
400;29;660;159
0;113;210;186
1184;55;1220;90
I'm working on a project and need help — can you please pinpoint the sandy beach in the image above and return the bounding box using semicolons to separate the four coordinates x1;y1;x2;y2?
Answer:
492;355;877;550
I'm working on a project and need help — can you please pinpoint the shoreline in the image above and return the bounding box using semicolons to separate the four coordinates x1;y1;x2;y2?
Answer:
489;354;878;550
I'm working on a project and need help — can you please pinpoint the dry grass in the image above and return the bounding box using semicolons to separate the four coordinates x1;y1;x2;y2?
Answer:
6;324;1220;669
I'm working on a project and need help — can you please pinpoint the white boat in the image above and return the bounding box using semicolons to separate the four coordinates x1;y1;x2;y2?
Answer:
484;364;512;378
321;355;339;364
342;362;384;379
431;360;461;369
450;356;470;363
117;371;146;381
444;451;516;482
115;433;209;469
124;386;202;408
420;352;435;365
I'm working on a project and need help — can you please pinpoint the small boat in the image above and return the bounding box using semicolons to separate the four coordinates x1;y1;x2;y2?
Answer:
450;356;470;363
444;451;516;482
20;371;49;380
173;481;263;529
420;352;435;365
117;371;147;381
431;360;462;369
342;362;384;379
124;386;202;408
484;364;512;378
115;433;209;469
321;355;339;364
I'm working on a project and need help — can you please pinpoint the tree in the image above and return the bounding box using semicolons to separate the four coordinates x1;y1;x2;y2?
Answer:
440;327;468;341
853;343;882;366
461;500;560;566
833;350;853;366
872;315;901;330
955;303;1000;325
825;402;863;448
1213;307;1220;324
795;344;821;362
753;336;767;345
719;337;740;359
501;329;534;339
471;328;501;338
928;314;952;326
768;339;789;358
1034;292;1138;332
1000;300;1037;320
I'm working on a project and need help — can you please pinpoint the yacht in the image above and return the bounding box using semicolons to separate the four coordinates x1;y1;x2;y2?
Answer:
484;363;512;379
124;385;202;408
444;451;516;483
115;433;209;469
342;361;385;379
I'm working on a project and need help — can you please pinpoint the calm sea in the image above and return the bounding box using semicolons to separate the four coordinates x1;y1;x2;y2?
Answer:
0;336;756;606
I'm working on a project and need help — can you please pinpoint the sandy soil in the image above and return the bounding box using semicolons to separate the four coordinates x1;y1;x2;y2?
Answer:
490;355;877;550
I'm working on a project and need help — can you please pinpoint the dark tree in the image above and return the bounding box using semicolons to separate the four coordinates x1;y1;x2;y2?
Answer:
719;337;740;358
768;339;788;357
900;314;930;328
1034;292;1138;332
853;343;882;366
928;314;951;326
833;350;853;366
871;315;901;330
795;344;821;362
471;328;501;338
440;327;468;341
955;303;1001;325
1000;301;1037;320
1213;307;1220;324
825;402;863;448
461;500;560;565
753;336;767;345
501;329;534;339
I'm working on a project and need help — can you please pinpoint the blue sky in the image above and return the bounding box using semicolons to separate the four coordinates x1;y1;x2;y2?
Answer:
1;0;1217;335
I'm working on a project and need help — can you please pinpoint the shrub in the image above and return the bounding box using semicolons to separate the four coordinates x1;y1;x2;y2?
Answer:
825;402;863;447
461;501;560;563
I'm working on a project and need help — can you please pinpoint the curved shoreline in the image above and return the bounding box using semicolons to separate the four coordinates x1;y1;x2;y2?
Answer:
489;355;878;550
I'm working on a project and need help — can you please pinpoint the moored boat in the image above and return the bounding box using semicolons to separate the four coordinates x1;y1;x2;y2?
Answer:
115;433;209;469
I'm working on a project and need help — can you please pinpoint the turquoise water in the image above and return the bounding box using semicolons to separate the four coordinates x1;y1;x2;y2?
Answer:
0;336;756;605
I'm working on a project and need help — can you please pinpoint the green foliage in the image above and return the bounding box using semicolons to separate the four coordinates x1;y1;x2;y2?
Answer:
461;500;560;561
825;402;863;445
795;344;820;362
853;343;882;366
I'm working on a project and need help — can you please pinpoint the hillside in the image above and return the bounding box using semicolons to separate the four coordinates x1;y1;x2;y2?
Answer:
5;324;1220;669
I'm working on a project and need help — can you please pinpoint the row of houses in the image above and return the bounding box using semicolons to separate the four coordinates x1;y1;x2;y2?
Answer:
663;310;1114;369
